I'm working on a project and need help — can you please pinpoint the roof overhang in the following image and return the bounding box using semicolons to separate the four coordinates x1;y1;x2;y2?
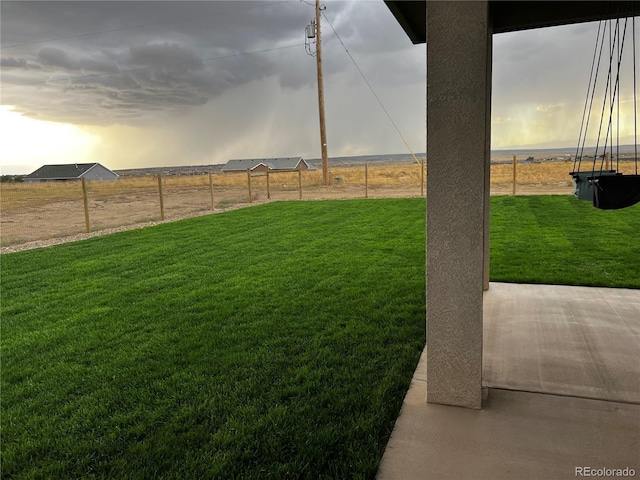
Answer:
385;1;426;44
385;1;640;44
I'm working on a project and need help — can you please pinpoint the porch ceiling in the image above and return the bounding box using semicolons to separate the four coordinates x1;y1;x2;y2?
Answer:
385;1;640;44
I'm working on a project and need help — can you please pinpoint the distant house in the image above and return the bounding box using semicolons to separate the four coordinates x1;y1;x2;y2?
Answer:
23;163;118;183
221;157;316;173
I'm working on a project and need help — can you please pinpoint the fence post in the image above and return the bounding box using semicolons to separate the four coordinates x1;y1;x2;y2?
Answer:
365;162;369;198
266;169;271;200
420;160;425;197
209;172;215;211
298;169;302;199
247;169;252;203
81;177;91;233
512;155;517;195
158;174;165;220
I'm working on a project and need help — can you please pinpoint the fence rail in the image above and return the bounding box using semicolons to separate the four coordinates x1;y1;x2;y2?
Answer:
3;159;634;248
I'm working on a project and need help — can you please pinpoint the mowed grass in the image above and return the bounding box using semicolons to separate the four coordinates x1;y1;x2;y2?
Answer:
490;195;640;287
2;196;639;479
1;199;426;479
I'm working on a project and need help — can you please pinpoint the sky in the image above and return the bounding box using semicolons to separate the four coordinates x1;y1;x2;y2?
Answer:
0;0;638;174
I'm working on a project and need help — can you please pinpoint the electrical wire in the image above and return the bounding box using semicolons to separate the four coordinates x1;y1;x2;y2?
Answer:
598;17;628;174
609;18;614;170
576;1;639;180
617;18;621;171
321;10;423;164
634;17;638;174
1;0;295;50
1;43;304;89
574;20;604;173
592;17;621;174
577;19;610;174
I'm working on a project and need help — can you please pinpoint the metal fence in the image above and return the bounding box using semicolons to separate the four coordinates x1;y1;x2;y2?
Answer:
10;156;633;248
6;157;639;249
1;162;432;248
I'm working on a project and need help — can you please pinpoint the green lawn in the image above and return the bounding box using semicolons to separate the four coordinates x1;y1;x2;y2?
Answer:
490;195;640;287
1;196;639;479
1;199;426;479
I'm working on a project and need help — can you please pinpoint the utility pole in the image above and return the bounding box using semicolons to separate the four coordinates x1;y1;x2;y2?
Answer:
310;0;329;186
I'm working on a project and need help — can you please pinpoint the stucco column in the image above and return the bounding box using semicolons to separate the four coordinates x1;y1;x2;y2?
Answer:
426;1;492;409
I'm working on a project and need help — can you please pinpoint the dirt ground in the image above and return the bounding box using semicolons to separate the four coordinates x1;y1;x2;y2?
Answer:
0;179;574;253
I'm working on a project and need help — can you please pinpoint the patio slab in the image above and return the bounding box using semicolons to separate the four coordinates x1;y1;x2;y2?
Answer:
377;368;640;480
377;283;640;480
483;283;640;404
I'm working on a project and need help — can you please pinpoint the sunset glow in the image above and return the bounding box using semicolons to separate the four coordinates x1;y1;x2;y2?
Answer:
0;106;100;175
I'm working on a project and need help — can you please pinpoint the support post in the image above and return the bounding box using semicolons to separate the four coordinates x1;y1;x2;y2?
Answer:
266;169;271;200
298;169;303;199
426;1;491;409
512;155;517;195
365;162;369;198
81;177;90;233
247;169;252;204
209;172;215;211
157;174;165;220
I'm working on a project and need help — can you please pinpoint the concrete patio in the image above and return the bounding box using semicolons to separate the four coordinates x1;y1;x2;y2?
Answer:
377;283;640;480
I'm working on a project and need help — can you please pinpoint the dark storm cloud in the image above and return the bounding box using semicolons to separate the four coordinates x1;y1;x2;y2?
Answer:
0;1;420;126
0;2;318;123
129;43;204;70
38;46;77;69
1;56;29;68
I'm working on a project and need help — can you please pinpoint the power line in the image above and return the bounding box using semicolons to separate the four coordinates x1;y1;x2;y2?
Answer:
1;0;295;50
1;43;304;89
321;10;422;164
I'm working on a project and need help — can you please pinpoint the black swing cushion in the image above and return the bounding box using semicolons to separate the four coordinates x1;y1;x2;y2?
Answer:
593;174;640;210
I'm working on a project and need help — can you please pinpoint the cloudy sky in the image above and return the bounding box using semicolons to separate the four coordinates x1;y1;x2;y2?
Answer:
1;1;638;174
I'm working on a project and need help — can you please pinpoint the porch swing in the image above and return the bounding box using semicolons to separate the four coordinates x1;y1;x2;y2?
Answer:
570;12;640;210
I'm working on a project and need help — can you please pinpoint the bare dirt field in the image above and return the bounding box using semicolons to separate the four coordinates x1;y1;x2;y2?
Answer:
1;160;608;253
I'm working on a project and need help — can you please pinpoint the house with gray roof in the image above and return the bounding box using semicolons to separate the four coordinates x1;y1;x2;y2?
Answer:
221;157;315;173
24;163;118;183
